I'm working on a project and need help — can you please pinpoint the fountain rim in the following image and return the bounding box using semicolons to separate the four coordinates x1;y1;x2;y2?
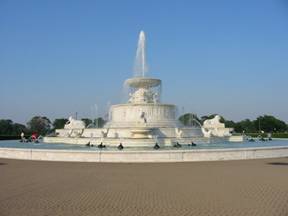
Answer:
1;144;288;162
125;77;161;88
110;103;176;107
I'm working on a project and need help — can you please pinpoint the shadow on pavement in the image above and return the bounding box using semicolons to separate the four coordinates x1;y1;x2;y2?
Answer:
267;162;288;166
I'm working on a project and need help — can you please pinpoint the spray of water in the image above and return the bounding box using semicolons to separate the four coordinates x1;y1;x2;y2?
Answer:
134;30;148;77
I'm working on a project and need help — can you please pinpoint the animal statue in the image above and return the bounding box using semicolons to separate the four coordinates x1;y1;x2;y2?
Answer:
202;115;232;137
101;129;109;138
203;115;224;128
64;116;86;129
152;93;159;103
201;127;213;138
128;88;158;104
175;128;183;138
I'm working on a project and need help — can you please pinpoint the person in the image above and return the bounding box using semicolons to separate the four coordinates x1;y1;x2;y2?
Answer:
173;142;181;148
31;133;37;141
118;143;124;150
154;143;160;149
20;132;25;142
267;133;272;141
189;141;197;147
98;142;106;149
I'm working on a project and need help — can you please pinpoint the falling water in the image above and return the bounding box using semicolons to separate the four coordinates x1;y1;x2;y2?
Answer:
134;30;148;77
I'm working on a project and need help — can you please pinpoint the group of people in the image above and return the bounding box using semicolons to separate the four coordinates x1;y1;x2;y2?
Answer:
20;132;42;143
247;134;273;142
85;141;197;150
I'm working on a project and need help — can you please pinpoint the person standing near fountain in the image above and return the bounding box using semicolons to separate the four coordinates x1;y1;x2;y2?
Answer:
20;132;25;142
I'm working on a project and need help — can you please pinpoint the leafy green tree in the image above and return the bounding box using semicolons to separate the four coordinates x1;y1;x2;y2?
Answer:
225;120;236;129
53;118;68;130
0;120;27;135
0;120;14;135
94;117;105;128
234;119;257;133
179;113;201;126
27;116;51;135
13;123;27;135
81;118;93;127
254;115;287;133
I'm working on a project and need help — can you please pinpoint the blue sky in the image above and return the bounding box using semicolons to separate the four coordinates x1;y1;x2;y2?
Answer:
1;0;288;124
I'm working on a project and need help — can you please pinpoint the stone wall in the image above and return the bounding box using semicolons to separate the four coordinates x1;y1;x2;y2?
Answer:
1;146;288;163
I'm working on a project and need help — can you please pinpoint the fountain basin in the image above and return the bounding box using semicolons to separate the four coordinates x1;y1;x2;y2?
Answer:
107;104;178;128
1;139;288;162
125;77;161;88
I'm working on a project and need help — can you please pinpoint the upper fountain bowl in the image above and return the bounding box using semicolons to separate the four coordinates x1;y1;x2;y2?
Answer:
125;77;161;88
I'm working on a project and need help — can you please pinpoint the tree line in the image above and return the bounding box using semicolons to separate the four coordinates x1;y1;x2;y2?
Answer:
0;114;287;138
178;114;288;133
0;116;105;138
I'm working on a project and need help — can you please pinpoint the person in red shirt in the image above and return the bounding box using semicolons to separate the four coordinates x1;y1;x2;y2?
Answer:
31;133;37;141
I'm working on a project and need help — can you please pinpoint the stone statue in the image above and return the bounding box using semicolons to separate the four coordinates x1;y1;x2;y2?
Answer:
101;129;109;138
203;115;224;128
64;116;85;129
152;92;159;103
128;88;157;104
139;112;147;125
175;128;183;138
202;115;232;137
201;127;212;138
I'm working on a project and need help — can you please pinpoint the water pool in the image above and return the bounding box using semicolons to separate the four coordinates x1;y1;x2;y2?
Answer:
0;139;288;152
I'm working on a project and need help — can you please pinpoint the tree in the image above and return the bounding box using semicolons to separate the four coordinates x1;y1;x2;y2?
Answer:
81;118;93;127
53;118;68;130
225;120;236;129
179;113;201;126
94;117;105;128
234;119;257;133
254;115;287;133
0;120;27;135
27;116;51;135
0;120;14;135
13;123;27;135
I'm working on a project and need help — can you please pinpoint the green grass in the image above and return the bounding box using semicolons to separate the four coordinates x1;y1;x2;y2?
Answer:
233;132;288;138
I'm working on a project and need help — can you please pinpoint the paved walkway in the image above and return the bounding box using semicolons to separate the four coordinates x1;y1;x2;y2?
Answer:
0;158;288;216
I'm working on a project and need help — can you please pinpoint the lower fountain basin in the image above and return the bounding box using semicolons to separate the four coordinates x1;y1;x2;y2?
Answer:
1;139;288;163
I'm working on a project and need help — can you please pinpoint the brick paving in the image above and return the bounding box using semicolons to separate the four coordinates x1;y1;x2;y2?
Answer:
0;158;288;216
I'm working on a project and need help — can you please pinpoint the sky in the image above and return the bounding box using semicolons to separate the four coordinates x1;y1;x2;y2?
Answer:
0;0;288;124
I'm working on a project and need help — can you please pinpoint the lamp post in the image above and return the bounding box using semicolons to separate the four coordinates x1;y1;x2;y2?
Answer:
95;104;98;128
258;118;261;134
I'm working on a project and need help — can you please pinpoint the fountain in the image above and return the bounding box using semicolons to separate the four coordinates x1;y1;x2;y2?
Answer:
44;31;232;147
3;31;288;163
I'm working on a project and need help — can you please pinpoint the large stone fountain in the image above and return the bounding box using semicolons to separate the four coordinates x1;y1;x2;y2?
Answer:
44;31;233;147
